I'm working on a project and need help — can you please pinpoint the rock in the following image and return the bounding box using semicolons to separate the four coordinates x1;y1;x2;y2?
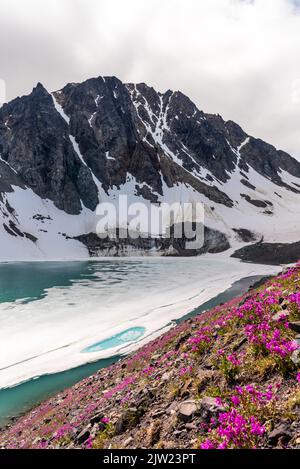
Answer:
151;409;165;419
200;397;226;422
141;387;156;399
174;333;191;351
151;354;161;361
293;336;300;346
76;426;91;444
32;437;43;446
268;424;293;445
135;396;151;415
272;311;289;322
232;242;300;265
185;423;197;431
233;337;247;351
161;372;172;382
145;421;162;446
174;430;186;437
291;349;300;365
177;400;199;422
167;401;179;415
114;408;140;435
289;322;300;333
90;412;104;426
123;436;133;447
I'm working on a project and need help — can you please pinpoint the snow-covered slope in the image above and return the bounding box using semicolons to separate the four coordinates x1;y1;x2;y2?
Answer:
0;76;299;261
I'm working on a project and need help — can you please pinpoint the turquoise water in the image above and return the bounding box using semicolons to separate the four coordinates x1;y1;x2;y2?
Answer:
0;356;119;428
82;327;146;353
0;261;94;303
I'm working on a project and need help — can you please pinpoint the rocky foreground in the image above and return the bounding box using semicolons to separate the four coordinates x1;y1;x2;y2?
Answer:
1;264;300;450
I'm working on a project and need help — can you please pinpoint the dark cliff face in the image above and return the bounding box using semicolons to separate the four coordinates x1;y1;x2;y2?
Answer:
0;83;99;215
240;139;300;193
0;75;300;219
52;77;237;207
53;76;300;204
53;77;160;195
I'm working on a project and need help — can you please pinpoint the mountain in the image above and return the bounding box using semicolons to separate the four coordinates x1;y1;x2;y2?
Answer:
0;76;300;260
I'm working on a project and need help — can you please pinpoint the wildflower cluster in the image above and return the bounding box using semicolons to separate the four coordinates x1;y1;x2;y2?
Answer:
245;322;297;358
217;350;241;383
200;384;277;449
188;326;212;353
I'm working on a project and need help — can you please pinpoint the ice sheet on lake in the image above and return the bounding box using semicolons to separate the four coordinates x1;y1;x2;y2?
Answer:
0;256;280;389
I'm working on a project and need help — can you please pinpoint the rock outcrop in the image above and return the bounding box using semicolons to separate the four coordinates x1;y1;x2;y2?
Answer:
0;75;300;259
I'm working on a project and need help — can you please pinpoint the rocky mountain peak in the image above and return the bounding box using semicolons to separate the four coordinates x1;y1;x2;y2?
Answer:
0;74;300;260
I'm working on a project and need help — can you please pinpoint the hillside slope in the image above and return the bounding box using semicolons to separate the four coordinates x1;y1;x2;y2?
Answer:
0;76;300;259
1;263;299;449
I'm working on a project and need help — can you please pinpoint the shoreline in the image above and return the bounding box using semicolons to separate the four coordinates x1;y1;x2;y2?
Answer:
0;273;272;429
1;262;298;449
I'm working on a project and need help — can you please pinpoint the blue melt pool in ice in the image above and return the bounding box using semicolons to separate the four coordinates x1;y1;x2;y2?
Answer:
82;327;146;353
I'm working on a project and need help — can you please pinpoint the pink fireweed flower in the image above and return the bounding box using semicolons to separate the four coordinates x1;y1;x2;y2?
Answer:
188;326;212;351
227;353;241;366
142;366;155;376
218;441;228;449
231;395;241;407
250;418;266;436
53;423;73;440
179;366;193;377
216;397;224;407
200;439;215;449
84;436;93;449
289;292;300;307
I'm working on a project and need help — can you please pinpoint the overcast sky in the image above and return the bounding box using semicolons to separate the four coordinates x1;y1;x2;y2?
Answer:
0;0;300;159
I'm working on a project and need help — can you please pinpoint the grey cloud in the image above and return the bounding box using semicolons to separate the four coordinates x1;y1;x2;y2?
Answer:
0;0;299;159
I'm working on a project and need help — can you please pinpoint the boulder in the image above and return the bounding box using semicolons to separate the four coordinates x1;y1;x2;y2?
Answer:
200;396;226;422
289;322;300;333
268;424;293;445
90;412;104;426
123;436;134;447
76;426;91;445
177;400;199;422
272;311;289;322
291;349;300;365
114;407;140;435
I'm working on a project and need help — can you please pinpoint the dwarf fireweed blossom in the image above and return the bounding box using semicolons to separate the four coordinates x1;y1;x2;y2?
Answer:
289;292;300;308
142;366;155;376
179;366;193;377
227;353;241;366
53;424;73;440
188;326;212;352
199;384;275;449
103;375;136;399
201;409;265;449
